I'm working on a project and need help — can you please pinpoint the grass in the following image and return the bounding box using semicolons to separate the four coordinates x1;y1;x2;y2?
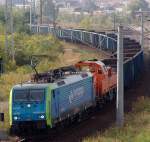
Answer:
72;45;107;61
0;72;30;101
1;41;149;139
0;107;9;131
0;71;30;130
0;33;64;71
83;96;150;142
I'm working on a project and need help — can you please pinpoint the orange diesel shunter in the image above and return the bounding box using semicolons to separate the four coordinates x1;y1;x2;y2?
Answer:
75;60;117;103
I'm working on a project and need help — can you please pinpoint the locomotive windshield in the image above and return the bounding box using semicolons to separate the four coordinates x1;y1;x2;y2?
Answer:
30;90;45;102
14;90;28;102
13;89;45;102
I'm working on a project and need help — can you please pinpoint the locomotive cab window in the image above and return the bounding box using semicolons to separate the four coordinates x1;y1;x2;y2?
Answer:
13;90;29;102
90;67;95;73
103;65;108;72
30;89;45;102
80;66;90;72
13;89;45;102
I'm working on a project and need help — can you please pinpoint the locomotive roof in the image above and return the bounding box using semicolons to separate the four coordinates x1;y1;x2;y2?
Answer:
13;83;50;90
81;60;105;66
53;72;92;89
12;72;92;90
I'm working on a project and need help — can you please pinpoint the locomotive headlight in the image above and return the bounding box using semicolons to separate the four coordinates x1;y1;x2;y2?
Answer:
14;116;18;120
40;115;45;119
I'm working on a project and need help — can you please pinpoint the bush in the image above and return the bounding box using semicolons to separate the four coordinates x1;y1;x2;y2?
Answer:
79;17;92;30
83;97;150;142
0;71;30;101
0;33;63;72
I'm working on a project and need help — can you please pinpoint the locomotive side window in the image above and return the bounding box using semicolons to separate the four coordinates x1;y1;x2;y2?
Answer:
98;69;102;74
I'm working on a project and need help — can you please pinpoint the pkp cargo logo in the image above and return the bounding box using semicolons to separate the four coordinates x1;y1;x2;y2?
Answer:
69;86;85;104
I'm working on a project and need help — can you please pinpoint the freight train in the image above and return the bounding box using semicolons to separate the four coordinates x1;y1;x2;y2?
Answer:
9;26;143;132
9;60;117;131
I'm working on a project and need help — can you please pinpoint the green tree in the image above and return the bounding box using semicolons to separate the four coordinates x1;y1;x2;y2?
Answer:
0;6;5;34
79;17;92;30
13;9;30;33
82;0;97;13
0;6;5;24
128;0;150;15
43;0;59;24
0;6;30;34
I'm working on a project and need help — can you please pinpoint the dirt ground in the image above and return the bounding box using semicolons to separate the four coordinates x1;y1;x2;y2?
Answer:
60;41;109;66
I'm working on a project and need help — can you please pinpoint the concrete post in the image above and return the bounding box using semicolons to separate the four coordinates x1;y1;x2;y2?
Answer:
107;36;109;49
141;12;144;51
30;5;32;31
116;25;124;127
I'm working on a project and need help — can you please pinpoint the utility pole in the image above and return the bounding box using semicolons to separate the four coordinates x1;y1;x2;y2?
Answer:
31;0;34;24
23;0;26;27
5;0;14;61
141;12;144;50
10;0;14;61
40;0;43;24
32;0;36;24
135;10;150;51
116;25;124;127
53;2;57;32
5;0;8;56
28;4;32;31
114;13;116;32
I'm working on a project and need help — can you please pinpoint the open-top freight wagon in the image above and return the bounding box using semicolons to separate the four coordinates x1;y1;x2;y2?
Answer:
31;25;143;88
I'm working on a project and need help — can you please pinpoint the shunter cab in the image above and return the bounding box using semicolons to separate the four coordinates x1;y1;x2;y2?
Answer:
75;60;117;97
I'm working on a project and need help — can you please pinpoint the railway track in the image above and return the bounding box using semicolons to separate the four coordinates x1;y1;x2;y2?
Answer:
17;101;115;142
17;56;149;142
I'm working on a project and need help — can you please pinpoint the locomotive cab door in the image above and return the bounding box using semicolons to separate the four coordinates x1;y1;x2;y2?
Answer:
51;89;59;125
